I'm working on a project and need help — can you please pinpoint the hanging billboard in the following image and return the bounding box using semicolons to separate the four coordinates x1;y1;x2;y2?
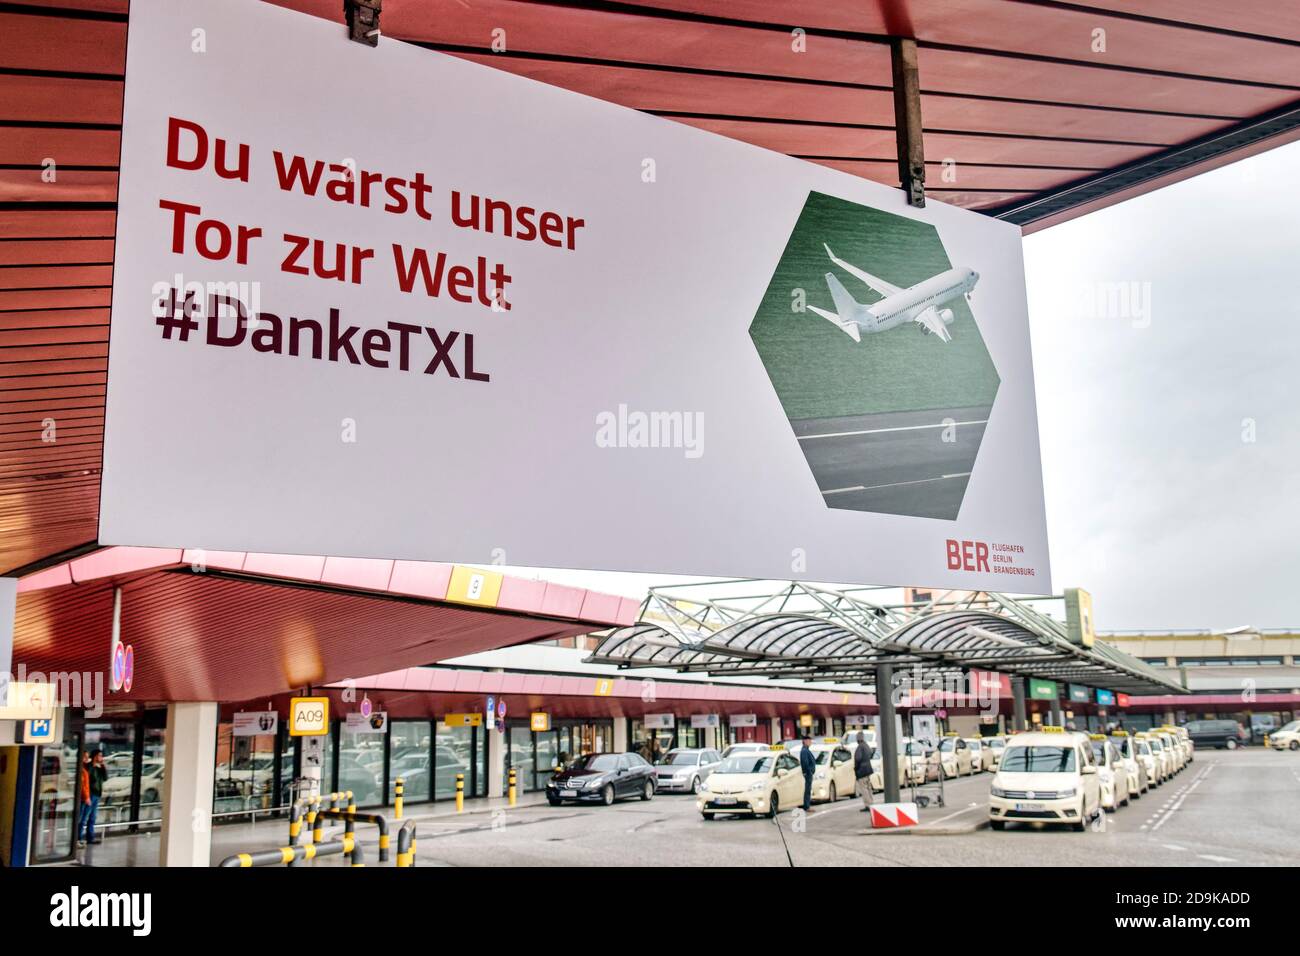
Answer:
99;0;1051;592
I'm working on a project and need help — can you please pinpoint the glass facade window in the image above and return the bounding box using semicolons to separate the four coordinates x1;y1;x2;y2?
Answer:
434;722;473;800
338;725;385;807
83;721;136;827
138;726;167;822
214;723;279;814
389;720;432;802
32;734;80;863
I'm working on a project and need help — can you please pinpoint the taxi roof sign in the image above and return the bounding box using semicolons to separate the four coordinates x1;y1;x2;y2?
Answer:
1040;726;1065;733
1088;733;1107;740
1111;730;1129;736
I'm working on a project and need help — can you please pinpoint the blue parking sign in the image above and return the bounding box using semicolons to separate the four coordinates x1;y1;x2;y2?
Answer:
24;716;57;743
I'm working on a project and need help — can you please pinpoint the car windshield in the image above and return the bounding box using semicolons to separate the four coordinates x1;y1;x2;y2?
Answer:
1150;739;1163;751
939;739;956;752
570;754;620;772
999;746;1076;772
813;750;836;765
904;742;926;756
660;752;698;765
1138;742;1151;755
1090;741;1108;761
717;755;773;774
967;741;981;749
989;739;1005;749
1280;721;1299;733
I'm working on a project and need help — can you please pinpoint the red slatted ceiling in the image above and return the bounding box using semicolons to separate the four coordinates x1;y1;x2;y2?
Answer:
13;570;592;701
3;0;1300;574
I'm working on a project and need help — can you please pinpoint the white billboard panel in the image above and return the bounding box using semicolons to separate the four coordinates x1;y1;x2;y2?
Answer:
100;0;1051;592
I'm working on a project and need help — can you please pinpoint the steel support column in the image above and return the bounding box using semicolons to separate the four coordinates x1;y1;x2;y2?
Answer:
1011;677;1027;732
890;37;925;208
876;663;901;804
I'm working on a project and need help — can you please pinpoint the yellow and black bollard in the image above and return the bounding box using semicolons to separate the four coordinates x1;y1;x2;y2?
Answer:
456;772;465;813
311;795;324;844
508;767;517;807
396;820;417;867
346;790;356;816
394;776;404;820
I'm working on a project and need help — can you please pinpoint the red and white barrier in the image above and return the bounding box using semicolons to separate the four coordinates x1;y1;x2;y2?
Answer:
869;802;920;828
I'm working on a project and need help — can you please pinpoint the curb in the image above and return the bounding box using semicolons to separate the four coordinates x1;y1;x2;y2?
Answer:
862;819;990;836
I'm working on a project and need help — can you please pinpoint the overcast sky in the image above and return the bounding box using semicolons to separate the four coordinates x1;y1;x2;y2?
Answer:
1022;139;1300;632
510;141;1300;633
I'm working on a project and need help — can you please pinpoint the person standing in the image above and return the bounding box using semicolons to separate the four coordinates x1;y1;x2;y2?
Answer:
77;751;92;848
853;731;875;812
799;735;817;813
82;750;107;845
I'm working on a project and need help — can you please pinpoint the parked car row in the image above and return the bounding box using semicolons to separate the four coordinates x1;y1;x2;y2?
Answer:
989;725;1193;831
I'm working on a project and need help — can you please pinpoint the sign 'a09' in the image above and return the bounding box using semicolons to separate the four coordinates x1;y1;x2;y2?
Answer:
289;696;330;736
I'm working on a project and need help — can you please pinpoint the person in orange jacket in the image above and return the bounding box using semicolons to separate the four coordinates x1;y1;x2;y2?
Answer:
77;750;92;847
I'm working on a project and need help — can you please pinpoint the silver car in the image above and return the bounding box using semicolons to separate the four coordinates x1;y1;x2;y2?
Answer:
654;748;722;794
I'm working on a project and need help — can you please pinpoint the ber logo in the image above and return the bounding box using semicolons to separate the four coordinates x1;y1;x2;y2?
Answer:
946;538;990;572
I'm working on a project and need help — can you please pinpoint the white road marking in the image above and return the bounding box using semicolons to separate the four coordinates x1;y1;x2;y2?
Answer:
799;419;989;441
1198;854;1236;863
926;802;983;827
1150;765;1211;832
1161;843;1188;852
823;473;971;496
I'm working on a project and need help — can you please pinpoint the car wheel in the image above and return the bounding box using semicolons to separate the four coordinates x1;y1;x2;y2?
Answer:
601;784;615;806
701;812;715;821
990;820;1005;831
641;780;654;801
765;792;779;819
829;782;837;802
1225;739;1238;750
690;776;701;795
1290;741;1299;751
143;789;158;805
547;796;562;807
1073;803;1088;832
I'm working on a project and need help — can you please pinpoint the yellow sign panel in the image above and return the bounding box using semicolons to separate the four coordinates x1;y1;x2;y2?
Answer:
799;714;813;727
593;678;614;697
0;682;56;721
1064;588;1096;648
444;712;483;728
288;696;329;736
445;566;503;607
530;712;551;732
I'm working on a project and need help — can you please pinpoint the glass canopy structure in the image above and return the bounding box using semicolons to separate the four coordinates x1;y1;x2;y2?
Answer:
585;582;1185;697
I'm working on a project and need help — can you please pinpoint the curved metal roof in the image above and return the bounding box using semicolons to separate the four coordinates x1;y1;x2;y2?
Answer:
586;583;1184;695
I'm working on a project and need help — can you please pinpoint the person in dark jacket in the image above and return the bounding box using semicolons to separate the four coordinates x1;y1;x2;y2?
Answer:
799;735;817;812
853;731;875;811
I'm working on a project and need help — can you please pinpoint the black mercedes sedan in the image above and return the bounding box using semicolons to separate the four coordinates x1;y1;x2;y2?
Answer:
545;752;656;806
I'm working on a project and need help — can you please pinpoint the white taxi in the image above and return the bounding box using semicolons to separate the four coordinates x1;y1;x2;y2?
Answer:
1132;733;1163;787
964;737;992;772
928;733;974;779
1166;725;1194;765
1269;719;1300;751
866;737;928;791
989;728;1102;831
1088;734;1131;811
1110;731;1148;798
983;736;1008;770
1138;732;1172;784
806;740;856;803
697;748;804;819
1155;730;1184;773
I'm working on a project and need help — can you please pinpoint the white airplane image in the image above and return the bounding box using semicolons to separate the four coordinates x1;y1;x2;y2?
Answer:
806;243;979;344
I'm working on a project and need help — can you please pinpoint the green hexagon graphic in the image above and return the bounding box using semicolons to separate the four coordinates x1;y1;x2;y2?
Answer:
749;191;1000;520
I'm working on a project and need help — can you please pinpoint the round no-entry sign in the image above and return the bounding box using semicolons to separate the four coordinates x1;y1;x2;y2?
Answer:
123;644;135;693
111;643;126;691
